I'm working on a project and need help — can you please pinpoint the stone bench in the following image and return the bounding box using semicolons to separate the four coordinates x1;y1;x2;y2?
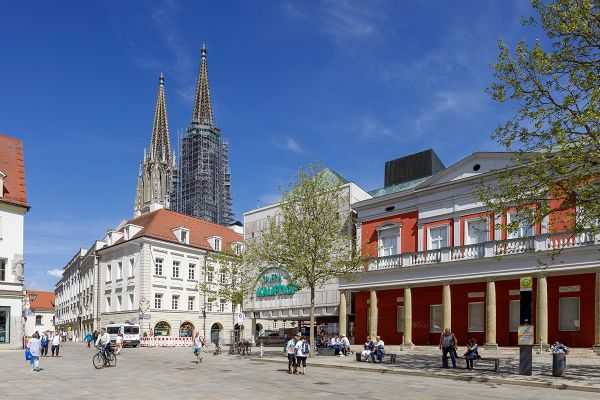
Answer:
356;352;397;364
473;357;500;372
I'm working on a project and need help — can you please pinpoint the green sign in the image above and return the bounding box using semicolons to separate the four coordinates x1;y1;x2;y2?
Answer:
256;271;296;297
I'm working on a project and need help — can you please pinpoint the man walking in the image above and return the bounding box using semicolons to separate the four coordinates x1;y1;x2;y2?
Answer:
439;327;457;368
51;331;61;357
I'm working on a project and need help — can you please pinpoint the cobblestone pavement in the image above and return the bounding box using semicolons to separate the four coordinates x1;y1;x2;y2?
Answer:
1;343;598;399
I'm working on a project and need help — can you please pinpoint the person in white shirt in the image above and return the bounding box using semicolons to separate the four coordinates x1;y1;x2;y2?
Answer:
340;334;351;356
115;333;123;355
370;336;385;363
95;328;112;359
27;332;42;372
295;335;309;375
51;332;61;357
193;332;205;364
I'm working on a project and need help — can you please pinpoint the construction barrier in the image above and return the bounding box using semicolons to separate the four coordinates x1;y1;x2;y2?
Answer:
140;337;193;347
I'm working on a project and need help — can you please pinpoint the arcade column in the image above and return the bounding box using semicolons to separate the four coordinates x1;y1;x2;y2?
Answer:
339;290;347;337
404;287;413;347
536;275;548;347
369;290;378;338
485;280;498;349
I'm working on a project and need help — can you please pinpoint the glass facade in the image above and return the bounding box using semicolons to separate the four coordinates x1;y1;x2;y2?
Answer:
0;307;9;343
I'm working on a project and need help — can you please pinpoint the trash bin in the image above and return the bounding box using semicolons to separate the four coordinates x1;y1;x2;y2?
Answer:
552;353;566;377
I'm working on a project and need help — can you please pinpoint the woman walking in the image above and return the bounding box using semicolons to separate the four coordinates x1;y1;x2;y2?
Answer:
193;332;205;364
295;336;309;375
285;337;297;374
27;332;42;372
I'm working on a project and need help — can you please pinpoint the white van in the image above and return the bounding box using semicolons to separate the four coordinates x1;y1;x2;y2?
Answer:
105;323;140;347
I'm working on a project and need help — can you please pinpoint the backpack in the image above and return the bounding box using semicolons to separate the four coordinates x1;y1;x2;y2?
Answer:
301;341;310;354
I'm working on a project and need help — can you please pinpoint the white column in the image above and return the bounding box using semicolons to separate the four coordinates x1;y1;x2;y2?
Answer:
339;290;347;337
369;290;378;338
536;276;548;346
404;287;413;347
485;280;497;348
443;283;451;330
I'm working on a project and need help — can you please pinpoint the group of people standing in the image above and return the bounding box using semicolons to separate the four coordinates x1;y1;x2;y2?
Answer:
25;331;63;372
439;328;480;369
284;335;310;375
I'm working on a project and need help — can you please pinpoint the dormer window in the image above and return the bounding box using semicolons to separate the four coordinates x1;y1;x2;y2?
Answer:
233;243;243;256
172;227;190;244
214;238;221;252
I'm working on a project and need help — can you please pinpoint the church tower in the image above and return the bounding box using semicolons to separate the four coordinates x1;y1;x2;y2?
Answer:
134;73;176;217
172;45;233;225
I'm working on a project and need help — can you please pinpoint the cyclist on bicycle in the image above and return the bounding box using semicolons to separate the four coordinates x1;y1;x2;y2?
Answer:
95;328;112;360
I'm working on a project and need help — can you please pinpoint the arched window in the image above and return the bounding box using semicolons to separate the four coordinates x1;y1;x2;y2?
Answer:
210;322;222;343
180;322;194;337
154;321;171;336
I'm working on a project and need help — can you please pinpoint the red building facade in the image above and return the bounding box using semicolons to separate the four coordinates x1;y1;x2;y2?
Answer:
341;152;600;349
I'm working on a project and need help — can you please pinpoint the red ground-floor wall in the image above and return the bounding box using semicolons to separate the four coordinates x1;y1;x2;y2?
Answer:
351;273;596;347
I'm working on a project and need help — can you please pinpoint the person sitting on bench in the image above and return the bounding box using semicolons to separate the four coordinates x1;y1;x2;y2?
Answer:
340;334;351;356
361;336;374;361
463;337;480;370
330;335;342;355
370;336;385;363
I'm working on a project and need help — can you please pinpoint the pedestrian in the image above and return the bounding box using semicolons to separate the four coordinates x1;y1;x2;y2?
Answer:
40;332;49;357
115;333;123;355
193;331;205;364
51;331;61;357
463;337;480;370
285;337;297;374
295;335;309;375
92;330;99;345
27;332;42;372
439;327;458;368
84;332;93;348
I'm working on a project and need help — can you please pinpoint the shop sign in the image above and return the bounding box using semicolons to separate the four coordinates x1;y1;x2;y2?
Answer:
256;270;296;298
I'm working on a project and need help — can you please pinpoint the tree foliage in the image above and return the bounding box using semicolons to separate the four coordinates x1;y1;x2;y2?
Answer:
244;164;363;356
481;0;599;235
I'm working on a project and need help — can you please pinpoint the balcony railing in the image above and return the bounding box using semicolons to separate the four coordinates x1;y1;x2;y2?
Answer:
366;231;600;271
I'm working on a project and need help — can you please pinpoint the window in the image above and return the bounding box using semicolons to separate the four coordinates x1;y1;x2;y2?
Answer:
188;296;195;311
219;299;226;312
154;293;162;309
509;300;520;332
35;315;43;325
2;307;11;342
234;243;242;256
172;261;180;278
396;306;405;332
220;272;226;284
207;270;214;282
507;212;534;239
559;297;580;331
106;297;111;312
428;226;449;250
129;293;134;310
0;258;6;281
206;301;213;312
465;218;489;245
155;258;163;276
430;304;443;332
214;238;221;251
106;264;112;282
172;295;179;310
468;302;484;332
129;258;135;277
181;230;188;244
117;261;123;279
378;225;400;257
188;264;196;280
117;295;122;312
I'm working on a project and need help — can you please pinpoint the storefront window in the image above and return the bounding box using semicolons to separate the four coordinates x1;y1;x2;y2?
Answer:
0;307;9;343
468;302;484;332
559;297;580;331
430;304;442;332
180;322;194;337
154;321;171;336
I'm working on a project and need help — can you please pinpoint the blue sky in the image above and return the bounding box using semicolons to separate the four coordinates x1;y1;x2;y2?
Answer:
0;0;541;290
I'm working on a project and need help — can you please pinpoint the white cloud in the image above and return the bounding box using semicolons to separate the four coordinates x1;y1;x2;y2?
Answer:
46;269;63;278
320;0;382;49
273;136;307;155
283;2;308;19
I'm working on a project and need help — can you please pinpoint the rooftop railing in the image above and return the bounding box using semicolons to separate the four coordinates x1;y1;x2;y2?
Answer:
366;231;599;271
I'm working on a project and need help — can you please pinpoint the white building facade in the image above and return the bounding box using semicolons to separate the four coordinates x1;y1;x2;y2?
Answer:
0;134;29;349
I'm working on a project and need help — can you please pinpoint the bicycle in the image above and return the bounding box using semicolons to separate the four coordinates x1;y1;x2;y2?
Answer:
93;345;117;369
212;342;222;356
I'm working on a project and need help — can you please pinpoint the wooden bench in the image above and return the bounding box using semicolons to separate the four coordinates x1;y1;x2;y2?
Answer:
472;357;500;372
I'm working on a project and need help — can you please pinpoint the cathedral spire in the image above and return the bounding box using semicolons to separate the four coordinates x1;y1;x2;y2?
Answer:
149;73;172;163
191;44;214;127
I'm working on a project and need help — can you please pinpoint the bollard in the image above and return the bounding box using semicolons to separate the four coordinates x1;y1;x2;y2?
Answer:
260;340;264;358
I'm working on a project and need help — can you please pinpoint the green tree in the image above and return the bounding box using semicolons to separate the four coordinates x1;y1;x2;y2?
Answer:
244;164;363;357
481;0;599;237
198;247;257;344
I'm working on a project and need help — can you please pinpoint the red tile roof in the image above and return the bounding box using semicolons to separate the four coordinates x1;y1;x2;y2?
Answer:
112;208;242;251
27;291;55;311
0;133;28;208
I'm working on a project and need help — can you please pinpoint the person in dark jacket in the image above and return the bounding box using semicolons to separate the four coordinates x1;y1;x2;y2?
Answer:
439;328;458;368
463;337;480;369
